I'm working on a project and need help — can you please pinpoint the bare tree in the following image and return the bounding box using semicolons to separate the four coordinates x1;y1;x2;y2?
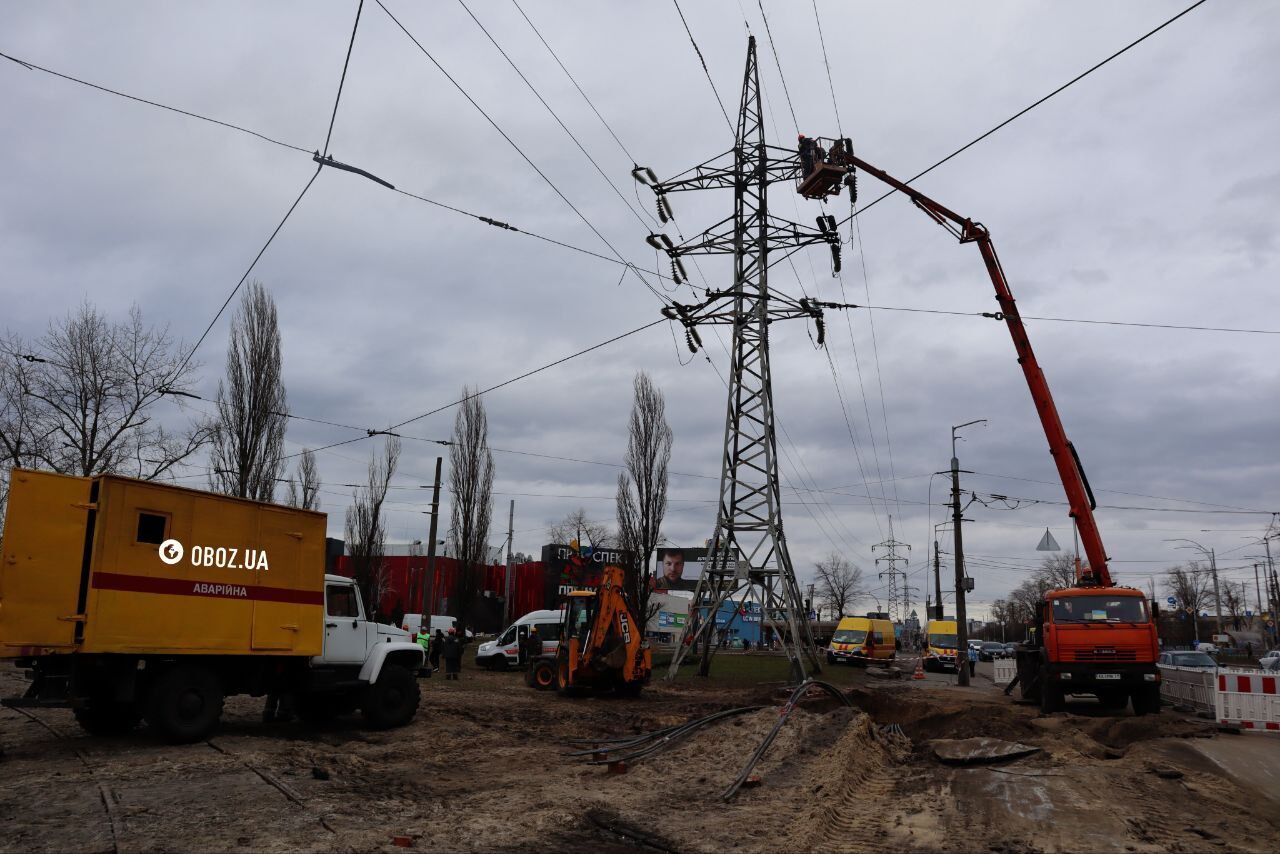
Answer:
814;553;863;620
1222;580;1248;630
209;282;287;501
448;389;494;636
1036;554;1078;589
345;437;400;621
548;508;613;549
615;372;673;623
0;303;209;484
1164;562;1213;617
284;448;321;510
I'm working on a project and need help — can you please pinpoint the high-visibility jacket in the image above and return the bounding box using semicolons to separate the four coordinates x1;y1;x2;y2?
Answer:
415;632;431;653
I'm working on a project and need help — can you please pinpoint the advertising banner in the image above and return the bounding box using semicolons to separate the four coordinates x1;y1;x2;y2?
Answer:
539;544;634;608
654;546;708;592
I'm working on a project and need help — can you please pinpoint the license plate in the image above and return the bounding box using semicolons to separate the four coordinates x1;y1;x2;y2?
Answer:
1096;673;1121;680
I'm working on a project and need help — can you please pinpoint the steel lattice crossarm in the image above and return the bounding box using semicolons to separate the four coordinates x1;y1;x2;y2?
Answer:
634;145;810;195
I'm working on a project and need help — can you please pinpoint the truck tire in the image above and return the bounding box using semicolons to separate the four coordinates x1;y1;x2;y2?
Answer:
1131;684;1161;717
362;664;420;729
74;700;141;736
1039;678;1063;714
146;664;224;743
526;659;556;691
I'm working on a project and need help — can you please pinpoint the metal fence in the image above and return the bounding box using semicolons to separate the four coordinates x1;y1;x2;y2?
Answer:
1157;664;1216;714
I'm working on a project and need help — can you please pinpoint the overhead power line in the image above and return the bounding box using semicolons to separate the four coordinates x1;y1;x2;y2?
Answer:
321;0;366;158
839;0;1212;225
671;0;735;135
0;49;312;154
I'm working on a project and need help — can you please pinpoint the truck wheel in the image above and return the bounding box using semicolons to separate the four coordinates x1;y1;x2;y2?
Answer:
146;665;223;743
1039;680;1063;714
555;656;579;697
74;700;141;736
362;664;420;729
1131;684;1161;717
526;659;556;691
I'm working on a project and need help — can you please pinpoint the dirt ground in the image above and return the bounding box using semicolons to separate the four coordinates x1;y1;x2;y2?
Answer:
1;658;1277;853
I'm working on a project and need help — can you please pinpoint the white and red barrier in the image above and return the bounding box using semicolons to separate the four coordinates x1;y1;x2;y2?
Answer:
1215;668;1280;732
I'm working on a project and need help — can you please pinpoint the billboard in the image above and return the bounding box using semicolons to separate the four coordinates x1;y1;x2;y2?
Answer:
654;546;708;592
539;544;634;608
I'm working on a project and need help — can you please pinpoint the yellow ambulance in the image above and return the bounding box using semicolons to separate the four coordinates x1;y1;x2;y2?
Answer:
923;618;959;672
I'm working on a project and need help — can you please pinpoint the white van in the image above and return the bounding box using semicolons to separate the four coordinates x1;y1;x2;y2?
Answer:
401;614;471;638
474;609;563;669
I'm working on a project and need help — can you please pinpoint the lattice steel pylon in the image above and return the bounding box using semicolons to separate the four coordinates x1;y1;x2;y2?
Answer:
638;37;843;683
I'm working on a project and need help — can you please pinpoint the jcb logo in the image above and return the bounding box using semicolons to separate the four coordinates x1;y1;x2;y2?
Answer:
619;613;632;644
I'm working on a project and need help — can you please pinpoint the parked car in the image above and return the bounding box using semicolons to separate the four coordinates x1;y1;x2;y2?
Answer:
978;642;1006;662
1002;643;1020;657
1258;649;1280;670
1158;650;1217;669
1194;642;1219;655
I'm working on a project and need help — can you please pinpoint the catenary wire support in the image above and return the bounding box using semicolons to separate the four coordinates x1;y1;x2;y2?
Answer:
648;37;828;684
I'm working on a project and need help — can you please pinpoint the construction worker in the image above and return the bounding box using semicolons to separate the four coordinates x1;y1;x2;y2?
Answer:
798;134;815;178
967;644;978;677
441;628;465;681
430;629;444;673
414;624;431;675
523;626;542;669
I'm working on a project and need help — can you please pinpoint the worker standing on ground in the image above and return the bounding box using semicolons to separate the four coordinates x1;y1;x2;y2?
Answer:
523;627;542;671
967;644;978;678
442;628;465;681
415;625;431;676
430;629;444;673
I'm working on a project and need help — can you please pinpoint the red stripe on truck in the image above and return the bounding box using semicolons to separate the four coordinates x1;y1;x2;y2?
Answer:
92;571;323;605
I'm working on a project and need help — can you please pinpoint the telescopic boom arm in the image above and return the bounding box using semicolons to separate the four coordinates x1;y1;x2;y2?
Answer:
842;154;1111;587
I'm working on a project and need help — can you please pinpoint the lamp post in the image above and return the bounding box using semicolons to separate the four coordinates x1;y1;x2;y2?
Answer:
951;419;986;686
1166;538;1222;636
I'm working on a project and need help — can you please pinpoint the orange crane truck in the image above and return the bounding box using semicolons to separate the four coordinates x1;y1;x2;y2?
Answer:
526;562;651;696
805;144;1161;715
0;469;424;741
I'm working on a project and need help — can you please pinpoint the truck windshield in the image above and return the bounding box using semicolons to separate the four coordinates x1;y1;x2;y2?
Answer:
1052;596;1147;623
929;634;957;648
832;630;867;644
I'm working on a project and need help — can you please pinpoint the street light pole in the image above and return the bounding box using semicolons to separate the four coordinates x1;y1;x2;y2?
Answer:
951;419;986;687
1167;537;1223;640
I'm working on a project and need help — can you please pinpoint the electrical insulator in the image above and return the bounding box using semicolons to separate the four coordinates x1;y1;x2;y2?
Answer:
816;317;826;347
659;233;675;251
824;214;837;233
831;244;842;275
670;259;684;284
685;326;703;354
673;257;688;283
631;165;654;186
815;216;830;235
645;234;665;251
845;169;858;205
657;195;674;223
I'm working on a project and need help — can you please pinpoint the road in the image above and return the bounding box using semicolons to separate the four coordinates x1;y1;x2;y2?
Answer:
1;659;1277;852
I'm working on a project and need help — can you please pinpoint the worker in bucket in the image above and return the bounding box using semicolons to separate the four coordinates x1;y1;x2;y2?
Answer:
798;134;815;178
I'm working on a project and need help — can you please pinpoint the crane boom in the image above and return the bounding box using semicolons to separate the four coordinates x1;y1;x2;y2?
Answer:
841;154;1112;587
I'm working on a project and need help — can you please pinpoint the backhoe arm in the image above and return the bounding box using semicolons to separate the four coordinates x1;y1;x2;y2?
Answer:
844;154;1111;587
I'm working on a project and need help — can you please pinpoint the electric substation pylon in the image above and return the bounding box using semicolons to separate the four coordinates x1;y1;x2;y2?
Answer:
636;37;846;682
873;517;912;622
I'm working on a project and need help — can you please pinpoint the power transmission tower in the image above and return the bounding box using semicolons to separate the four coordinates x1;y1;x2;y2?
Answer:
873;517;911;621
646;36;841;682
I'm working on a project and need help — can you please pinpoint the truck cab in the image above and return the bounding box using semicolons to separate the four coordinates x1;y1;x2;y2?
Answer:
1014;587;1160;714
923;619;959;672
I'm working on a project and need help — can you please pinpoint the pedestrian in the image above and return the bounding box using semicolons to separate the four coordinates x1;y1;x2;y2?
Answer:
1246;641;1253;659
523;626;542;669
442;627;465;681
967;644;977;677
430;628;444;673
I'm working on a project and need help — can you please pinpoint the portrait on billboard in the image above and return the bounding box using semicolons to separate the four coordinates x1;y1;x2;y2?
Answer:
654;547;704;592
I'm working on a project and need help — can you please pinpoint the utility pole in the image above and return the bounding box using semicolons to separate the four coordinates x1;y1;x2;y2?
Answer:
503;499;515;626
646;36;840;683
873;517;911;622
1209;547;1222;636
950;419;985;687
1254;564;1263;626
933;537;943;620
421;456;443;619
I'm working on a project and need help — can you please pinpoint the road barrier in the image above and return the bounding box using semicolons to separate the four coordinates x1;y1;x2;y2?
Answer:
993;658;1017;686
1157;665;1217;715
1215;668;1280;732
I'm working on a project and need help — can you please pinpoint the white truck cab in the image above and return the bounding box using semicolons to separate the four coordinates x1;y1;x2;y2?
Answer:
299;575;426;728
475;609;563;669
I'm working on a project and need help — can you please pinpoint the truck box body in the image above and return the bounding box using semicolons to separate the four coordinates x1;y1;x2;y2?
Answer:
1;469;325;659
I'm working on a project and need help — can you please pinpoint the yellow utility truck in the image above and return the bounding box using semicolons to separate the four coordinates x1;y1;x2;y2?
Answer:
0;469;423;742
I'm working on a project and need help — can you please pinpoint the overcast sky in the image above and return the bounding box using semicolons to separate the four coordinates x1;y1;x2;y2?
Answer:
4;0;1278;620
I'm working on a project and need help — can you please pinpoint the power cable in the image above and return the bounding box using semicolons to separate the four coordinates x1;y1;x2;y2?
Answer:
671;0;735;135
811;0;841;136
321;0;365;158
0;49;311;154
374;0;667;302
756;0;799;133
836;0;1212;227
456;0;657;234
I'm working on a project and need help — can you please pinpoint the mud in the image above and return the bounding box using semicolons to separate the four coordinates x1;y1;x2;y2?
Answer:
0;662;1277;852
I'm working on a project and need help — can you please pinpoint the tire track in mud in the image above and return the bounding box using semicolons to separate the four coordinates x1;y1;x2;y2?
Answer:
5;706;123;853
